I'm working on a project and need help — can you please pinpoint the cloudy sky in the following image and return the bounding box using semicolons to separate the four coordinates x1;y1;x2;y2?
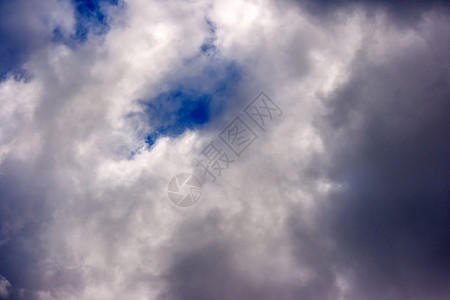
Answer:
1;0;449;299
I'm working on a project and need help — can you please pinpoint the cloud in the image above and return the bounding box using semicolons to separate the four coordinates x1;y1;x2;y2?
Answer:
0;276;11;299
311;10;450;299
0;0;449;299
0;0;75;79
141;56;242;146
286;0;450;25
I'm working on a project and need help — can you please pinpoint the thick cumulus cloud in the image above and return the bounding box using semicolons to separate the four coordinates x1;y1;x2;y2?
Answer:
0;0;449;300
315;13;450;299
287;0;450;25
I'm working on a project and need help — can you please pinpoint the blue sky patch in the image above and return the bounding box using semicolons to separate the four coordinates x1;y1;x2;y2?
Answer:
142;59;242;148
53;0;119;46
144;90;212;146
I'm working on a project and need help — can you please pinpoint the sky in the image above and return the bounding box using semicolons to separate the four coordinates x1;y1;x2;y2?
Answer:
0;0;449;299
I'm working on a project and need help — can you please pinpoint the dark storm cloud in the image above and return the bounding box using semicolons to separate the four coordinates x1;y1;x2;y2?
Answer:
289;0;450;24
301;14;450;300
0;159;49;300
0;0;46;79
0;158;85;300
163;243;301;300
162;211;339;300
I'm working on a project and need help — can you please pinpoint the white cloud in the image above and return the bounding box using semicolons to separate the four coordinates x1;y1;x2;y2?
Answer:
1;0;449;299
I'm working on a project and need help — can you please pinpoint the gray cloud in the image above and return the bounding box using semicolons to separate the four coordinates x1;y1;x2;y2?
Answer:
162;211;339;300
287;0;450;25
1;1;449;299
308;11;450;300
162;7;450;300
0;0;73;79
0;275;12;299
